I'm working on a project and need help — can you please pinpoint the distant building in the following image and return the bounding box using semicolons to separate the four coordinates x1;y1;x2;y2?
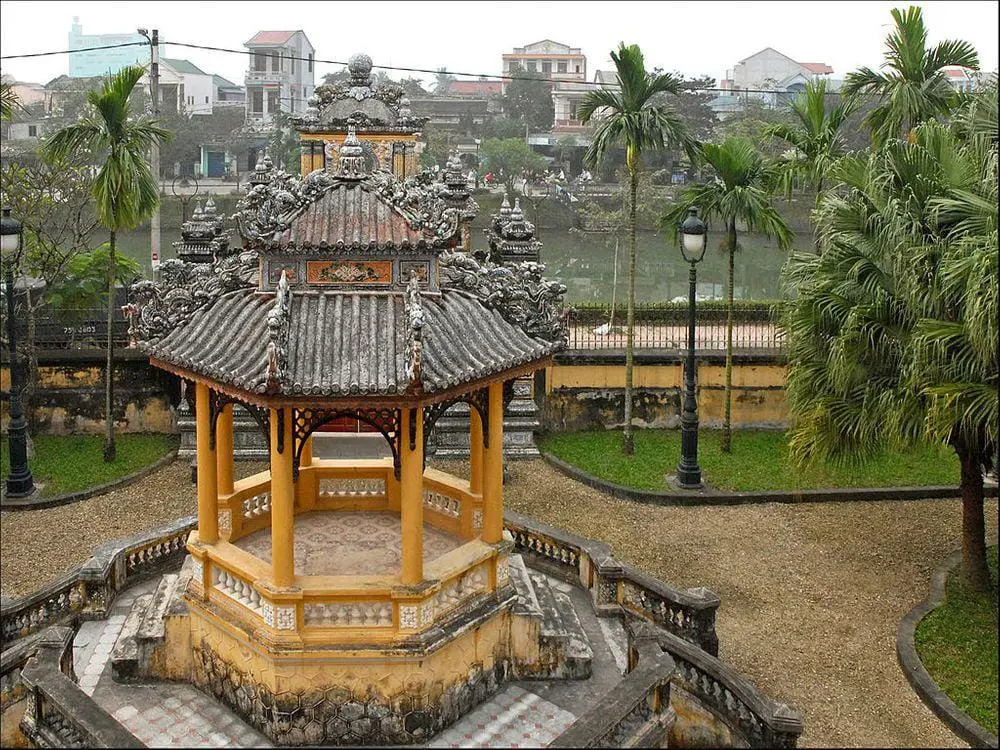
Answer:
157;58;215;115
502;40;586;87
447;80;502;99
244;30;315;124
67;16;162;78
941;66;979;92
213;75;246;108
721;47;833;101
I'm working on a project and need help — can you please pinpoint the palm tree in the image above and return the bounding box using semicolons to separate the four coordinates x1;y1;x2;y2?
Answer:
42;65;170;462
661;138;793;453
580;42;695;455
1;81;26;120
781;117;997;591
842;5;979;147
765;79;857;203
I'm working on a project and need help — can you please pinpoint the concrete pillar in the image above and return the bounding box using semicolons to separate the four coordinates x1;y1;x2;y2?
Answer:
195;383;218;544
270;407;295;588
216;404;234;496
469;406;483;495
400;407;424;585
482;382;504;544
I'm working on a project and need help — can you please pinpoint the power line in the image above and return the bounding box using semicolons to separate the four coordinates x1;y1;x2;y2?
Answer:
5;36;964;98
1;41;148;60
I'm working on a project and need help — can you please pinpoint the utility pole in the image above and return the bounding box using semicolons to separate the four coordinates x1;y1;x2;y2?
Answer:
139;28;161;276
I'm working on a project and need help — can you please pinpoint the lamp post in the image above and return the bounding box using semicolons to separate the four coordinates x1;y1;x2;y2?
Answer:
137;28;161;273
473;138;481;189
676;207;707;489
1;207;35;498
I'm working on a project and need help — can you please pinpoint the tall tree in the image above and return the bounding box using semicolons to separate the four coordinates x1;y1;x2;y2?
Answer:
580;42;695;455
480;137;546;200
766;79;858;203
502;65;554;133
42;65;171;462
781;117;997;591
842;5;979;147
434;67;456;95
661;138;793;452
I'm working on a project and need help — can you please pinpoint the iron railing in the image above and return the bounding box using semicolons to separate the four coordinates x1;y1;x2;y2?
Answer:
566;301;785;352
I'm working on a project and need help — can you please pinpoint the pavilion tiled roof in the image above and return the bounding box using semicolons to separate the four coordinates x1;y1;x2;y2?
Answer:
270;185;428;252
144;286;558;396
245;30;299;46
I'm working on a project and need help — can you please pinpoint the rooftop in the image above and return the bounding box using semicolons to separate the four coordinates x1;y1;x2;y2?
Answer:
244;30;300;46
162;58;208;76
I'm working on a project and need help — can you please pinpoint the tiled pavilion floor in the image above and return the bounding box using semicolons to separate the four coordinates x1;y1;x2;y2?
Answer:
233;511;463;576
74;571;629;748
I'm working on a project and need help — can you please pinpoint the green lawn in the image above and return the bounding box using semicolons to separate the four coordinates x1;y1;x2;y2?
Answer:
915;546;999;735
537;430;960;492
1;434;178;498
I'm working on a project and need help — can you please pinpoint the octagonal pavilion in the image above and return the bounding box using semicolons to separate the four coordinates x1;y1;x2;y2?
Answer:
125;119;568;744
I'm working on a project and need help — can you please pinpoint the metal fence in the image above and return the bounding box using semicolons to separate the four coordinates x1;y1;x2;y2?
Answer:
566;302;785;352
8;309;129;351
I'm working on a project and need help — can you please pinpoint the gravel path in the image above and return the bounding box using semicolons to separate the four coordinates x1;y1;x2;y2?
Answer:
2;456;996;747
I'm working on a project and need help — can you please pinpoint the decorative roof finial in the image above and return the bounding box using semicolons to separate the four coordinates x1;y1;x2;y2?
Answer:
511;198;524;221
204;197;217;217
338;122;367;178
499;195;512;217
192;201;205;220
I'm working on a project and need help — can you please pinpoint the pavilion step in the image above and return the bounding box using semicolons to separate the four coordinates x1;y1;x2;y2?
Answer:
110;593;152;682
136;574;180;644
526;570;593;680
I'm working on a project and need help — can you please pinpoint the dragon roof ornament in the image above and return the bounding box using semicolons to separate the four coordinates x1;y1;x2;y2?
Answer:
123;251;259;346
439;251;567;343
405;271;424;389
265;271;292;393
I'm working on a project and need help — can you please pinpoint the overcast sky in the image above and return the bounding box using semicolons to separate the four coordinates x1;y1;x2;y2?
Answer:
2;1;997;88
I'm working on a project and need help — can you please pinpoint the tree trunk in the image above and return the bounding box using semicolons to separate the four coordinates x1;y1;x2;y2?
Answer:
622;154;638;456
103;231;117;462
954;439;991;592
722;219;736;453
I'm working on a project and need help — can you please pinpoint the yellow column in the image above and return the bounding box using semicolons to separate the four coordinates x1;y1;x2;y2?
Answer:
482;382;504;544
216;403;234;496
469;407;483;495
270;407;295;588
195;383;218;544
296;434;316;511
400;407;424;585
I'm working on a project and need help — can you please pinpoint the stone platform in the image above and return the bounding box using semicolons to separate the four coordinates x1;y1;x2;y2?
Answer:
80;559;627;748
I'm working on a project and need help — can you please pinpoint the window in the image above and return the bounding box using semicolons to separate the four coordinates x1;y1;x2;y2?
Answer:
541;61;552;76
557;61;567;74
271;53;280;72
575;64;580;73
28;125;37;137
267;90;279;112
289;56;295;75
525;60;536;72
205;96;210;104
308;53;313;73
253;52;266;72
250;90;263;113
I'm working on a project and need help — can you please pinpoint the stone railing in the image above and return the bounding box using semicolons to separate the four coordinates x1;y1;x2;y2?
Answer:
551;631;675;748
18;626;143;748
1;516;196;647
649;622;803;747
504;510;720;655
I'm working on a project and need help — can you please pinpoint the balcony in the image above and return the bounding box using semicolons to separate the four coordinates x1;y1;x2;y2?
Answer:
245;69;284;84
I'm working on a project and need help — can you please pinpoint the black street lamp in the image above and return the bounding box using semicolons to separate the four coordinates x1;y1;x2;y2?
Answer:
1;206;35;498
676;207;708;489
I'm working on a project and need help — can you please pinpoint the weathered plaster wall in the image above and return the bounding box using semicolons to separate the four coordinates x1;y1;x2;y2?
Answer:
541;354;788;431
1;352;180;435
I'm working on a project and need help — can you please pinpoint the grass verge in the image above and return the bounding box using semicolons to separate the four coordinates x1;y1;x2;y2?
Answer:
536;429;960;492
915;546;999;736
1;434;178;498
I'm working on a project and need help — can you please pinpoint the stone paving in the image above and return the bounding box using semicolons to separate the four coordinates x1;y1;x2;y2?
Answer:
72;570;629;748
